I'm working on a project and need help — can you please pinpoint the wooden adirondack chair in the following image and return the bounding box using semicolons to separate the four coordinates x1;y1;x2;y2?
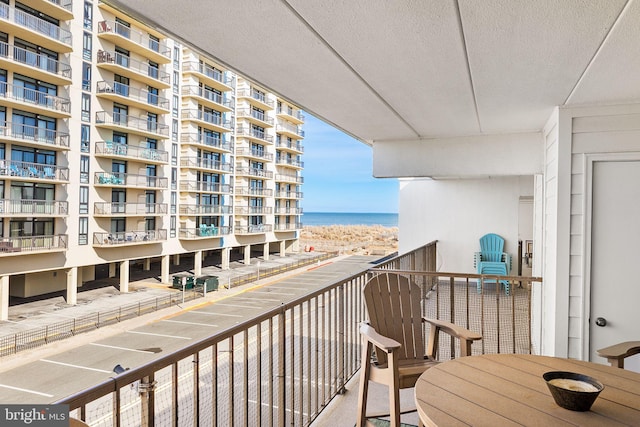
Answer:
474;233;512;295
357;273;482;427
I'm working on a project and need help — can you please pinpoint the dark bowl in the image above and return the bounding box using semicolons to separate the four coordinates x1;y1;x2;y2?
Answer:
543;371;604;411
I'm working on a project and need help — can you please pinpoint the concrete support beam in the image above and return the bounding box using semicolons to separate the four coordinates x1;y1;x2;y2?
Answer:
263;243;270;261
244;245;251;265
109;262;116;278
173;254;180;265
161;255;170;284
221;248;230;270
120;259;130;293
66;267;78;306
194;250;202;276
0;276;8;321
280;240;286;257
144;258;151;271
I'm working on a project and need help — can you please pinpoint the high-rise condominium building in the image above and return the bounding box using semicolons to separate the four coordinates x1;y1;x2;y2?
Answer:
0;0;304;319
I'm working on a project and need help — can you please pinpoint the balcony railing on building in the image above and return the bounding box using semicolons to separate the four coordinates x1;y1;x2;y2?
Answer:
95;111;170;138
235;187;273;197
96;50;170;87
179;204;232;216
236;147;274;162
276;173;304;184
182;61;234;91
235;206;273;215
182;85;233;111
181;109;233;131
276;139;304;153
97;20;171;62
95;141;168;164
179;225;231;239
0;121;69;149
93;229;167;247
96;81;170;113
179;180;232;194
234;224;274;234
237;87;275;109
276;157;304;168
276;123;305;138
236;126;274;144
0;234;67;254
0;41;72;84
94;172;168;189
0;160;69;182
275;190;303;199
0;199;67;216
181;132;233;152
276;105;305;124
0;82;70;117
236;108;275;126
275;207;303;215
235;166;274;179
93;202;168;216
274;222;302;231
180;156;233;172
0;3;72;50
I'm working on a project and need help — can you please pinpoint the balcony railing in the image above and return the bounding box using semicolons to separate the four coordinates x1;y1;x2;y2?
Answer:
236;147;274;161
0;121;69;148
96;81;170;111
274;222;303;231
235;187;273;197
179;180;232;194
97;20;171;59
95;111;170;137
0;234;67;254
234;224;274;234
275;207;303;215
93;202;168;216
178;225;232;239
93;229;167;246
181;132;233;151
276;106;305;123
182;85;232;109
0;199;68;216
276;139;304;153
236;108;275;126
237;88;275;109
181;109;233;130
179;204;232;215
0;81;70;115
94;172;168;189
235;206;273;215
276;173;304;184
182;61;234;88
0;160;68;181
235;166;274;179
236;126;274;143
180;156;233;172
97;50;170;85
0;3;72;47
95;141;168;163
276;157;304;168
0;41;72;81
276;123;305;138
275;190;303;199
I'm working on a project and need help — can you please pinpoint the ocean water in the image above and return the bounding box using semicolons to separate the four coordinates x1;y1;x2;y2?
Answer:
303;212;398;227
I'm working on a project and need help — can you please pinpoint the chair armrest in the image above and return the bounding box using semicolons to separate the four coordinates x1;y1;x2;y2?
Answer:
597;341;640;368
360;322;401;353
423;318;482;357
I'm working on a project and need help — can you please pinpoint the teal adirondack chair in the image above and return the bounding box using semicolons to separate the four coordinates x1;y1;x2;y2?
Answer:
474;233;512;295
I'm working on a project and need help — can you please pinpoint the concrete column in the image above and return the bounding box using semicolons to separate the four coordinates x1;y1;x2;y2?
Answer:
66;267;78;306
292;238;300;252
144;257;151;271
221;247;230;270
0;276;9;321
263;243;270;261
109;262;117;278
120;259;130;293
280;240;286;257
173;254;180;265
194;250;202;276
161;255;170;284
244;245;251;265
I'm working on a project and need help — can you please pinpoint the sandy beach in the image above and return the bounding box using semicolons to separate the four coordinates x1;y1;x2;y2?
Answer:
299;224;398;256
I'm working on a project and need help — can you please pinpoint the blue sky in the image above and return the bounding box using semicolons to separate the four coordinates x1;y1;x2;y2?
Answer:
301;114;398;213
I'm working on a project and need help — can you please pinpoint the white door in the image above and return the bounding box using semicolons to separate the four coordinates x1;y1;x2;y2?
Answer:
590;160;640;371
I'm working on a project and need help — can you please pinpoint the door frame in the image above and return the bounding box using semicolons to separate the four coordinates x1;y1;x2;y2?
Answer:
582;151;640;360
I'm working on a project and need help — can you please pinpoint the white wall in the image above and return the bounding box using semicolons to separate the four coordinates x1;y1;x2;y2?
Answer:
398;176;533;273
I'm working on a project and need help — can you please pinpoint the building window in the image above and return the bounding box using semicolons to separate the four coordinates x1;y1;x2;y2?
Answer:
79;217;88;245
171;167;177;190
171;191;176;214
172;119;178;142
79;186;89;214
172;95;178;118
148;34;159;53
173;46;180;69
83;1;93;30
82;62;91;91
170;215;176;238
173;71;179;93
80;155;89;183
83;32;92;60
81;93;91;122
81;124;90;152
172;142;178;166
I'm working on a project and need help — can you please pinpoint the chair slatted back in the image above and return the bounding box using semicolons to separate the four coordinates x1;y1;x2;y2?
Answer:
479;233;505;262
363;273;425;363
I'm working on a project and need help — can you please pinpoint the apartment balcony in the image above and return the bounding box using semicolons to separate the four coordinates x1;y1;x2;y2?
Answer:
236;108;274;127
96;50;171;88
0;234;67;256
276;106;305;125
182;61;234;92
18;0;73;20
276;139;304;154
181;85;233;112
274;207;303;215
275;190;303;199
179;204;232;216
276;173;304;184
93;202;168;217
180;132;233;153
0;160;68;183
94;172;168;189
237;88;275;110
179;180;232;194
276;123;305;139
179;225;231;240
234;224;273;235
180;156;233;173
0;82;70;118
0;199;68;217
95;111;170;139
95;141;168;164
0;41;72;86
236;147;274;162
274;222;302;231
0;3;72;52
235;165;274;179
236;126;274;144
276;157;304;169
97;20;171;64
93;229;167;247
181;109;233;133
235;206;273;215
235;187;273;197
96;81;170;115
0;121;69;150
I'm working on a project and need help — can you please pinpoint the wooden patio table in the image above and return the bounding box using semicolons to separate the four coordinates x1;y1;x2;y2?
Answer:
414;353;640;426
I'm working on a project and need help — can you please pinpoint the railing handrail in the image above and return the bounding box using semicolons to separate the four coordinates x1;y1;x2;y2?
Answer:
0;40;72;78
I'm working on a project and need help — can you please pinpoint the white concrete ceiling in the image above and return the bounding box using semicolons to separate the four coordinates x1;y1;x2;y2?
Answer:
110;0;636;144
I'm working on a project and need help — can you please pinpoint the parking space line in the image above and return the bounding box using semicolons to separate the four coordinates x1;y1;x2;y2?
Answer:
0;384;53;397
40;359;112;373
190;311;242;317
89;343;156;354
162;319;218;327
127;330;192;340
215;303;264;309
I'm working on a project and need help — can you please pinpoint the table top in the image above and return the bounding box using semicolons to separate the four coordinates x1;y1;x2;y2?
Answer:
414;353;640;426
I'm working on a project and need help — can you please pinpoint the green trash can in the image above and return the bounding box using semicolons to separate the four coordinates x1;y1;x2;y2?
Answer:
172;274;195;290
196;275;218;292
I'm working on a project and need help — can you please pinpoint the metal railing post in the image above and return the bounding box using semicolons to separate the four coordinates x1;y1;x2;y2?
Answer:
337;283;345;394
277;310;286;426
